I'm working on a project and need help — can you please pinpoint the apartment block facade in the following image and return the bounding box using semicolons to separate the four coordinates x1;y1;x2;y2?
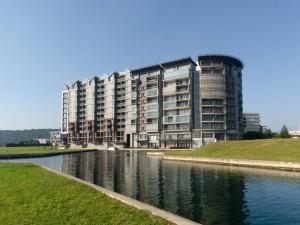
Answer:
243;113;261;133
61;54;244;148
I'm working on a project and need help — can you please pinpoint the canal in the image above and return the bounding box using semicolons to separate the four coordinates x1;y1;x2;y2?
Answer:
3;151;300;225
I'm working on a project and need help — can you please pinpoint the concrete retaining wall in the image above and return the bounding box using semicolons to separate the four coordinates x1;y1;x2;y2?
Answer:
39;165;201;225
0;149;97;159
163;156;300;172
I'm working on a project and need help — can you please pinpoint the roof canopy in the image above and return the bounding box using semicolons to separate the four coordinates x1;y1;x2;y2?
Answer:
198;54;243;68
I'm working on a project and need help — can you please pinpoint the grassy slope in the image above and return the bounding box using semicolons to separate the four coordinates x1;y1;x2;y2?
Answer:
166;139;300;162
0;147;89;155
0;163;173;225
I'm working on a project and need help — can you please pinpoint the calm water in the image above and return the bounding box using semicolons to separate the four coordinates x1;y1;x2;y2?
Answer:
3;151;300;225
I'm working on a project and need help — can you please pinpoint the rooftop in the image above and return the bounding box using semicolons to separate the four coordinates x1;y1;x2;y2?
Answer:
198;54;244;69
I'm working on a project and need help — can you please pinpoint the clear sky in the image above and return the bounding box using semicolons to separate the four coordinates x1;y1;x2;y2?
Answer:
0;0;299;132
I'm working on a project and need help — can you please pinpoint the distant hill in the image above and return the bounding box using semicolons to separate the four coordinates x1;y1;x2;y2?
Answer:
0;129;59;146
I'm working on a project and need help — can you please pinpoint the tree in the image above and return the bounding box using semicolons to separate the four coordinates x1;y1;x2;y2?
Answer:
263;129;274;139
280;125;290;138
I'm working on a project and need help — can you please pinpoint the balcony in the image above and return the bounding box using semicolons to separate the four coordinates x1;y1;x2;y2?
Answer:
176;102;189;108
176;115;190;123
146;103;158;111
146;78;158;84
163;69;190;81
202;116;225;122
176;83;189;87
131;113;137;118
146;111;159;118
146;124;158;132
163;101;176;109
202;107;224;114
176;86;189;93
131;92;137;99
146;88;158;97
202;122;225;130
163;115;190;124
163;85;176;95
177;95;190;101
163;124;190;131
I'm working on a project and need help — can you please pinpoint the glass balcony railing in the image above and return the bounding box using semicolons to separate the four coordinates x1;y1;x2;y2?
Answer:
131;92;137;99
131;106;137;112
163;115;190;123
146;111;159;118
176;115;190;123
163;69;190;80
163;86;176;95
163;101;176;109
146;88;158;97
146;124;158;132
163;116;174;123
146;103;158;111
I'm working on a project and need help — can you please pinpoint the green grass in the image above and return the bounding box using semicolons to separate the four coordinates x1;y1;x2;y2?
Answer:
166;138;300;162
0;163;173;225
0;147;90;155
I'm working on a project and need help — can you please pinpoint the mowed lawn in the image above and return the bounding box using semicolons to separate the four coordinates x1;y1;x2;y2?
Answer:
0;163;173;225
166;139;300;162
0;147;88;155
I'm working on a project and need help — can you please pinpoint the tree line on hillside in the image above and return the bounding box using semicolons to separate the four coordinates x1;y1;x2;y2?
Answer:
0;129;58;146
243;125;291;140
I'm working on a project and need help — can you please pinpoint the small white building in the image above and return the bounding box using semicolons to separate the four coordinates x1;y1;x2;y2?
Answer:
50;130;61;144
36;138;49;144
289;126;300;138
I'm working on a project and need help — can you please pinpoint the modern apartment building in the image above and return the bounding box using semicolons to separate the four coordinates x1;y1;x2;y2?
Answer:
243;113;261;133
61;54;244;148
198;55;244;141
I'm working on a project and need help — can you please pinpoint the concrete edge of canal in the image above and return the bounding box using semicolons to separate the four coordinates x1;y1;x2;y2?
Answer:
38;164;201;225
162;156;300;172
0;149;98;159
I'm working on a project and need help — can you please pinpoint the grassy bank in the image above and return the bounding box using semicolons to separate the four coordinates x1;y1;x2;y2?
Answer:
166;139;300;162
0;147;91;155
0;163;173;225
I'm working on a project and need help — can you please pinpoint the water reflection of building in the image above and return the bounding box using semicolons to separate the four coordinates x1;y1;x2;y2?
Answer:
61;152;248;224
62;152;96;183
199;169;247;225
148;160;248;225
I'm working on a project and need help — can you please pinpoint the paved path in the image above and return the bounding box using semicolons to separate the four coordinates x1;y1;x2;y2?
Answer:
163;155;300;172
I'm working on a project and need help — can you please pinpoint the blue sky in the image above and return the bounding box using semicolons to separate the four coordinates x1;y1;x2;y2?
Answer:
0;0;299;131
